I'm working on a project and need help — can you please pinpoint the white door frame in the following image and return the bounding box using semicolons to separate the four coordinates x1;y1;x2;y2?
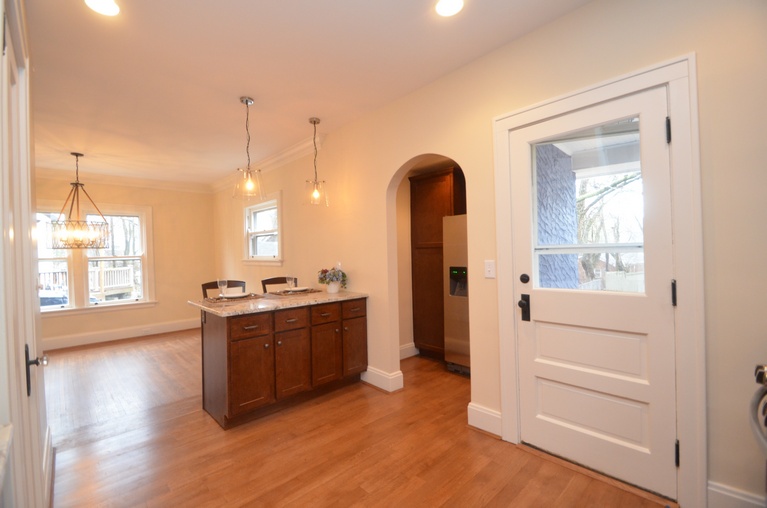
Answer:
493;55;706;507
1;1;53;506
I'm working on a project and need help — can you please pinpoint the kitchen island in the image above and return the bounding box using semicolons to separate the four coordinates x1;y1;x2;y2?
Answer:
189;291;368;429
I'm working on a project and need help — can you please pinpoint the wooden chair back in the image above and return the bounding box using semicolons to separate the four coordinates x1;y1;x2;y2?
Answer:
201;280;246;298
261;276;297;293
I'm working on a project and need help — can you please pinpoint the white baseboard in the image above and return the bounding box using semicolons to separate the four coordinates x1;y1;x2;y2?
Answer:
708;481;765;508
400;342;419;359
42;318;200;350
467;402;503;437
362;366;404;392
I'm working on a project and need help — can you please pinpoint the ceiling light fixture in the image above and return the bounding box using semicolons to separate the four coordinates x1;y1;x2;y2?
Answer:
85;0;120;16
51;152;110;249
435;0;464;17
306;117;328;206
233;96;265;201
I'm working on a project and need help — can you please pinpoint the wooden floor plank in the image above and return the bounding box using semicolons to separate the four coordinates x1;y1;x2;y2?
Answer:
45;330;676;507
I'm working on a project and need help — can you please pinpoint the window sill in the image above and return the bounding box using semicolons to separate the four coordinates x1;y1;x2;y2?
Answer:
40;300;158;318
243;259;283;267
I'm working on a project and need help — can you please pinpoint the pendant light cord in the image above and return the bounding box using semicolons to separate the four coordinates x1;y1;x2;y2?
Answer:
245;102;251;171
313;120;318;181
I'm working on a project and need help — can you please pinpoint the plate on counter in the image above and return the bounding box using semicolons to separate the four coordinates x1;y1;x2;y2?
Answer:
288;287;309;293
221;292;249;299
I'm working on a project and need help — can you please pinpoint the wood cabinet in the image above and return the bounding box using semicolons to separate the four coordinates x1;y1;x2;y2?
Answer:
342;299;367;376
274;307;311;399
409;168;466;360
227;313;274;418
311;303;343;386
201;297;367;429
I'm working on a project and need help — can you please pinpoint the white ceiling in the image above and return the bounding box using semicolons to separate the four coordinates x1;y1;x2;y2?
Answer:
26;0;592;186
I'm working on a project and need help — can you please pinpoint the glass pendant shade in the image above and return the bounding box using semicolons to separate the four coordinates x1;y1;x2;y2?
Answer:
306;179;328;206
51;152;110;249
234;167;265;201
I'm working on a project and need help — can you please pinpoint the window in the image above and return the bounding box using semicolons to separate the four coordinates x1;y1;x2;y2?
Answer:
36;204;154;311
245;197;281;262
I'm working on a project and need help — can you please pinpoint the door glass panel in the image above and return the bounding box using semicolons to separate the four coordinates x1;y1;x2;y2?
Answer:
533;117;644;292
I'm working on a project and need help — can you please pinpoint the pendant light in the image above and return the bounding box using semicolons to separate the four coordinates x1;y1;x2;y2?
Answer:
51;152;110;249
306;117;328;206
233;96;265;201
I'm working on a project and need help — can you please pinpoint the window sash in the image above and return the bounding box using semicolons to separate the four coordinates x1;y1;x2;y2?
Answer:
36;203;153;311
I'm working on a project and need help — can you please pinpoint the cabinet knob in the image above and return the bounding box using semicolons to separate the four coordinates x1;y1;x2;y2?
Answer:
344;326;349;331
264;343;270;349
277;340;282;346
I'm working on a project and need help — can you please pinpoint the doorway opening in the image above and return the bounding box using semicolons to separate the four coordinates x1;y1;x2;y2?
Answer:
392;154;468;374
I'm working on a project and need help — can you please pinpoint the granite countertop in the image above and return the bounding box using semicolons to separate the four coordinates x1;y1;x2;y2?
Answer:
188;290;368;318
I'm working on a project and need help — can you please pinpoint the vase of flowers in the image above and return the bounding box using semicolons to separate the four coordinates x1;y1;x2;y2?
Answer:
318;267;347;293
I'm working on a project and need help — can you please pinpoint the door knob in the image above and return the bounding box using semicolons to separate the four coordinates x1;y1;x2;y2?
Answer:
756;365;767;385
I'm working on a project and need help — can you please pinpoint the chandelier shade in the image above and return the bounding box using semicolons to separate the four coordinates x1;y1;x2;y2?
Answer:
306;117;328;206
51;153;110;249
233;96;265;201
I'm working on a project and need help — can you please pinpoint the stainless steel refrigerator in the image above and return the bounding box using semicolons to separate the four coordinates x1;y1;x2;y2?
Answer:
443;214;470;374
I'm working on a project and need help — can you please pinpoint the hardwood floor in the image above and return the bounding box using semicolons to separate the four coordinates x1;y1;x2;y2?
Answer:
46;330;676;507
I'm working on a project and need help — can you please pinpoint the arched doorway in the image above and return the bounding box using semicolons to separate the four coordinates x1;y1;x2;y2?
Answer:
389;154;467;371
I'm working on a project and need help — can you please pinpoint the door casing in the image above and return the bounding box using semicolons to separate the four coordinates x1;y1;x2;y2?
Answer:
493;55;706;507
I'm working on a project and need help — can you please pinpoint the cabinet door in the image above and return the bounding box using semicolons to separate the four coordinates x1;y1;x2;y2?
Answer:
312;321;342;386
275;328;311;399
343;316;368;376
229;336;275;417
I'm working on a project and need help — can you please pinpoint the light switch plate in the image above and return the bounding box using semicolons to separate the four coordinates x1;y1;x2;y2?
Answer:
484;260;496;279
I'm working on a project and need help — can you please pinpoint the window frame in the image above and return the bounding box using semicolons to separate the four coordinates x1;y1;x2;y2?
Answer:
243;192;283;265
36;200;156;314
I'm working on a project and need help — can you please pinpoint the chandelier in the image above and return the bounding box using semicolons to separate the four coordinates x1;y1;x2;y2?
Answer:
233;96;265;201
306;117;328;206
51;152;109;249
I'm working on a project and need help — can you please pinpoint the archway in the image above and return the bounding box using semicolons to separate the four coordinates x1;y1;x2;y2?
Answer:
385;154;467;371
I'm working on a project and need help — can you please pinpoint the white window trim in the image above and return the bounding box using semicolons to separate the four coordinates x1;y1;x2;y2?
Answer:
37;200;156;313
243;191;283;266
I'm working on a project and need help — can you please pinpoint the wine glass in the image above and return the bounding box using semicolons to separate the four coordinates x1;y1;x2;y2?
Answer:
286;276;295;291
217;278;227;297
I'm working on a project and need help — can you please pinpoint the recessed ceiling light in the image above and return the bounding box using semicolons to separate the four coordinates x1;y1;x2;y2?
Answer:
436;0;464;17
85;0;120;16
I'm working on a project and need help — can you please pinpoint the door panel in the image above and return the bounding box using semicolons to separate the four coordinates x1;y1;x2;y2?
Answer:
510;86;677;498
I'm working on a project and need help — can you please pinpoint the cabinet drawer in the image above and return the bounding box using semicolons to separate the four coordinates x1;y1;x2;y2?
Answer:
230;313;272;340
274;307;309;332
342;299;366;319
311;303;340;325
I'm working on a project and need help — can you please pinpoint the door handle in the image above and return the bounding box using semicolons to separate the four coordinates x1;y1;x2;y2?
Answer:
25;344;48;397
518;294;530;322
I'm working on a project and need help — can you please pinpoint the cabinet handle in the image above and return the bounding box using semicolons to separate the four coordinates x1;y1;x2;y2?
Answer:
350;307;361;312
264;343;270;349
285;318;298;323
344;326;349;331
277;340;282;346
321;312;332;317
243;325;259;330
335;329;340;333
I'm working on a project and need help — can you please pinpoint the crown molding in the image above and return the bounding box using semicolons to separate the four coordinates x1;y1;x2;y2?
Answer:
34;167;215;194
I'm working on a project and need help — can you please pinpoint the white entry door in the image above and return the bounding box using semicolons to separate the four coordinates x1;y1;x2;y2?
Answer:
509;85;677;498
